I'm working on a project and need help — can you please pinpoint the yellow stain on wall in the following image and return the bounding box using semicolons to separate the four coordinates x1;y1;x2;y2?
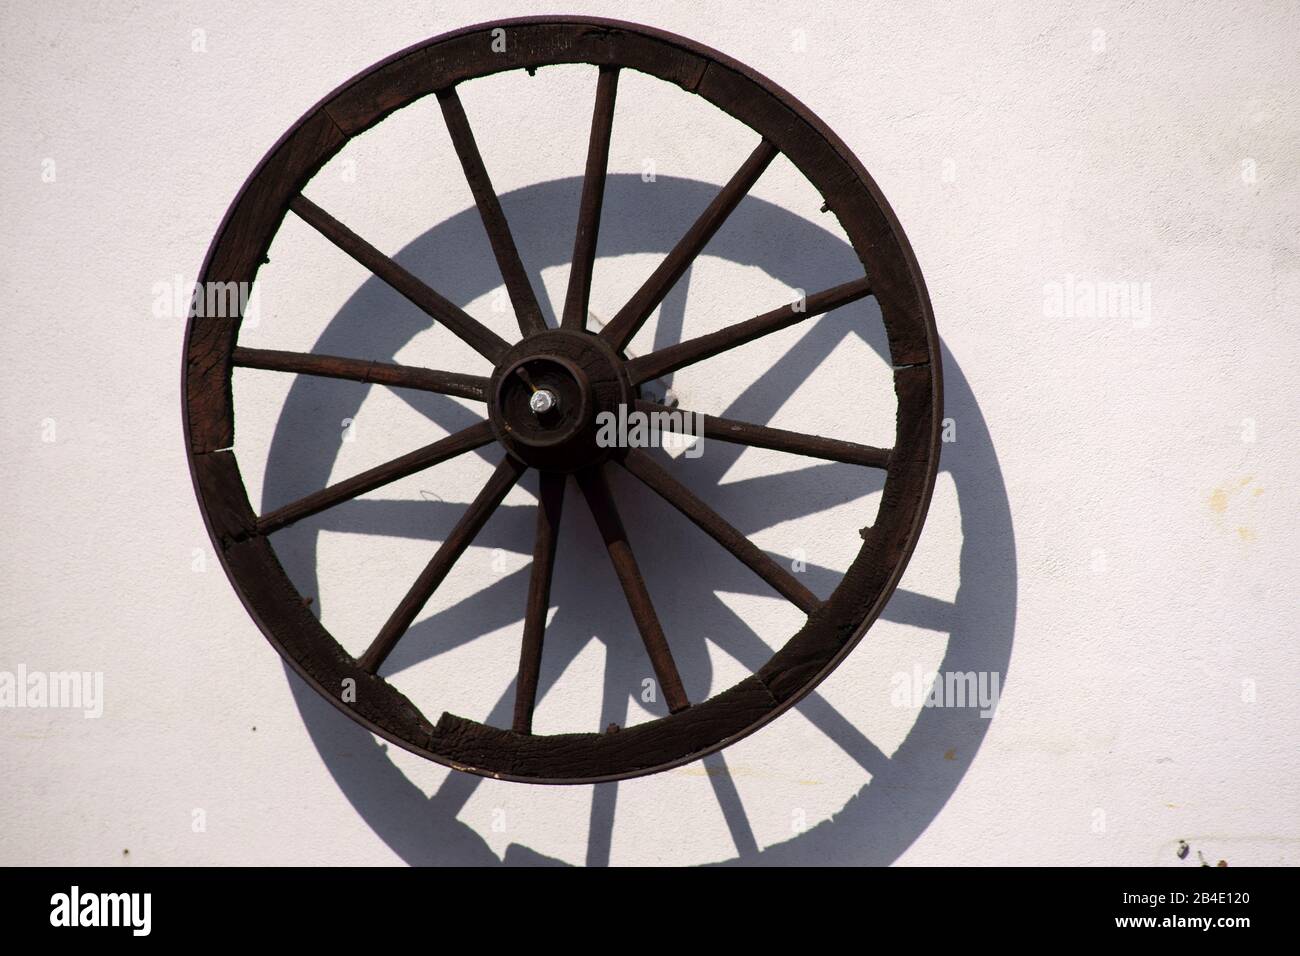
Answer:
1207;476;1261;542
673;765;821;786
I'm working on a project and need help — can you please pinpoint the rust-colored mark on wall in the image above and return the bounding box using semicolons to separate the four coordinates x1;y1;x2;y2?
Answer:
1207;476;1262;543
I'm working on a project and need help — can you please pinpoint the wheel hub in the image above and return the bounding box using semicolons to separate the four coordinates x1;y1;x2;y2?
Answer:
487;328;632;472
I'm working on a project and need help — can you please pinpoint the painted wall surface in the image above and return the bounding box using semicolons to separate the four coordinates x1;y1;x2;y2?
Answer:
1;1;1296;867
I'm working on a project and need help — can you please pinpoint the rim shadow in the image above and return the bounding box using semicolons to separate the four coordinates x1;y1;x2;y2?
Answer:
260;174;1016;865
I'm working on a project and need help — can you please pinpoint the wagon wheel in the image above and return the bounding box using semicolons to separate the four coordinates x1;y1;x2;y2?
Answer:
184;16;942;784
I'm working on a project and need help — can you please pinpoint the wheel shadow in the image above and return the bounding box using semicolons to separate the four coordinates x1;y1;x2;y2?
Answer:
260;175;1016;866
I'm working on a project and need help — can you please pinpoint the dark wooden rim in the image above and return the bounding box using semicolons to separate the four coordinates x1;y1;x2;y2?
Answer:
183;16;943;784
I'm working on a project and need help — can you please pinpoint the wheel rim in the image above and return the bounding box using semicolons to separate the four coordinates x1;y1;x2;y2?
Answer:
183;16;943;783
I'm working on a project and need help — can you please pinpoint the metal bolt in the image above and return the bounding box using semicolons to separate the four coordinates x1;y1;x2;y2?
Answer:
529;389;557;415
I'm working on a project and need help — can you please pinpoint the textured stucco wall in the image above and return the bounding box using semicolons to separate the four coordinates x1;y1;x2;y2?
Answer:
1;0;1296;866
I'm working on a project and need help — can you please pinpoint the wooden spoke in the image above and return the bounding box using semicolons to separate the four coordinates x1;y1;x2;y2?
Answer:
561;66;620;331
636;399;891;469
233;347;488;401
257;421;495;535
576;466;689;713
599;139;779;352
289;194;510;361
513;472;566;734
625;276;873;385
359;455;526;674
437;86;547;337
619;449;820;614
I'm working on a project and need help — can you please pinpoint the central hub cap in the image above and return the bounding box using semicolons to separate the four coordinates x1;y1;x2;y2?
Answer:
528;389;558;415
488;329;633;472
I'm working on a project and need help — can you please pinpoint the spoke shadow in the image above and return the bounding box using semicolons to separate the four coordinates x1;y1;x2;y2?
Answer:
262;174;1015;866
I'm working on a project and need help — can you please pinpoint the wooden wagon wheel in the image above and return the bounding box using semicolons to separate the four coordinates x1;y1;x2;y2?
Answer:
184;16;943;784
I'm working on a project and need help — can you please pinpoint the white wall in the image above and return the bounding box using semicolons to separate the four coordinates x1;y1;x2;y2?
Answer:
1;0;1296;866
